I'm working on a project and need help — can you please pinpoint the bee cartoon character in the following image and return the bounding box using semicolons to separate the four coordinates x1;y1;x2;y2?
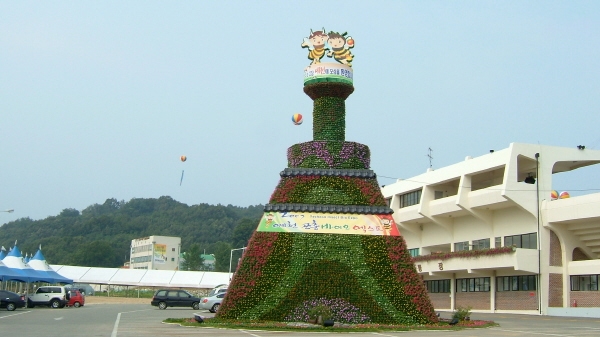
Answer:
380;218;392;235
301;28;329;65
326;31;354;67
265;213;274;227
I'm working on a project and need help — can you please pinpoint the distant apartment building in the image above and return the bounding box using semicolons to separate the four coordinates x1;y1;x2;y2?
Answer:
130;235;181;270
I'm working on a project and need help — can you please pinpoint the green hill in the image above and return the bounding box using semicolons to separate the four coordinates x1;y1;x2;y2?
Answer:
0;196;263;270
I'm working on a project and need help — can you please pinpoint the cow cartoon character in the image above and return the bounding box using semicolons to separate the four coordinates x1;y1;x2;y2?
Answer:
301;28;329;65
327;31;354;67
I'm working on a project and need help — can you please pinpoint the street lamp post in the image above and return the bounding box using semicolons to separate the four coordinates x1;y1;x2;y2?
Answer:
228;247;246;280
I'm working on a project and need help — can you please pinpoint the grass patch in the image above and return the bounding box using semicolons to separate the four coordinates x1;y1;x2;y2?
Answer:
94;290;155;298
163;317;497;332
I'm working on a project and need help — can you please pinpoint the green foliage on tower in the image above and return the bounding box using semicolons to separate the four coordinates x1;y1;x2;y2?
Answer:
218;73;437;324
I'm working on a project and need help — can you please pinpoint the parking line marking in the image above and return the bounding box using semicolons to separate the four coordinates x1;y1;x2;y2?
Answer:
111;312;121;337
120;309;153;314
490;328;578;337
240;330;263;337
0;311;31;319
110;308;153;337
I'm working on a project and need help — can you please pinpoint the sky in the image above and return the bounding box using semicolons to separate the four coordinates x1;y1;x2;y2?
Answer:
1;1;600;225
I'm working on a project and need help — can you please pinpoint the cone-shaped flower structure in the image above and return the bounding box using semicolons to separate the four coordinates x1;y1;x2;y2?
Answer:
218;39;437;324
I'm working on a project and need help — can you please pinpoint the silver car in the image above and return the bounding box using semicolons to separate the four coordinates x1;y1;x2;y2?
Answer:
199;292;226;313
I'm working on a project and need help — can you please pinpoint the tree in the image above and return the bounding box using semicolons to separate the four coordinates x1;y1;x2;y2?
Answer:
0;197;264;266
181;244;205;271
60;208;80;217
232;218;258;248
71;240;122;267
208;241;232;272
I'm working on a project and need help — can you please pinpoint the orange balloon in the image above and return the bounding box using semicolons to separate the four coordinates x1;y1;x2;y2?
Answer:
180;155;187;162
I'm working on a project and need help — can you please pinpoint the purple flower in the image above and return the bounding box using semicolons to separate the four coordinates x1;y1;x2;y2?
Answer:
284;298;370;324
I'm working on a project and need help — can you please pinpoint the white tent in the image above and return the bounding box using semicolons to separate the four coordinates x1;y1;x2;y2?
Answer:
27;248;72;284
52;265;230;289
3;245;55;283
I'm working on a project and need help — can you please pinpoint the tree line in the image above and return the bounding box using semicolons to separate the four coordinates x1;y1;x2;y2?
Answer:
0;196;263;272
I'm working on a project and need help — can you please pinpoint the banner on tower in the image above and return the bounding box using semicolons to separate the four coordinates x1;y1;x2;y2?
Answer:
257;211;400;236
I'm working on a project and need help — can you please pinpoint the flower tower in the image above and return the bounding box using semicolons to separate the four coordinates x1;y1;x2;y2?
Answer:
217;29;437;325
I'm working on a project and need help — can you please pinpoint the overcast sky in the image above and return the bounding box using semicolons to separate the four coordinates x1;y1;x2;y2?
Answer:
2;1;599;224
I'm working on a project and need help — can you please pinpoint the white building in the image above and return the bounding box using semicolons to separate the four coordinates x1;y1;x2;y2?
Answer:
130;236;181;270
381;143;600;315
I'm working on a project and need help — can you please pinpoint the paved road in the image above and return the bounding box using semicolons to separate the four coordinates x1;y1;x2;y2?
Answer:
2;304;600;336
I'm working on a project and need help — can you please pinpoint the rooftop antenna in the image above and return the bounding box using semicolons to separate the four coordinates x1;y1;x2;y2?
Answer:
427;147;433;169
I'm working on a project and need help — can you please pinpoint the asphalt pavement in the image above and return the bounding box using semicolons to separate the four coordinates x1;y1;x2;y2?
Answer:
2;303;600;337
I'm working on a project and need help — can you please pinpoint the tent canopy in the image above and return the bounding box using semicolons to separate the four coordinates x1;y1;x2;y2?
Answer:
28;248;72;284
52;265;230;289
2;245;56;283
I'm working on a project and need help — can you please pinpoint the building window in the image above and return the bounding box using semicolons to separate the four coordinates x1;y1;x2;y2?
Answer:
408;248;419;257
132;244;151;254
505;233;537;249
456;278;490;292
472;238;490;250
385;198;391;207
454;241;469;252
132;255;152;264
495;237;501;248
425;279;450;293
171;258;175;261
172;248;176;252
399;189;422;208
497;275;537;291
571;275;599;291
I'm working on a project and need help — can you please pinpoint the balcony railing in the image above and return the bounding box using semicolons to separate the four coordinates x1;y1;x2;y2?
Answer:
412;247;538;274
412;246;515;262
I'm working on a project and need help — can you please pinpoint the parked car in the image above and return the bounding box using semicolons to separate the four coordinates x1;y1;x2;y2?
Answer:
27;286;68;308
0;290;26;311
200;292;226;313
71;283;94;296
208;284;228;297
66;289;85;308
151;289;200;310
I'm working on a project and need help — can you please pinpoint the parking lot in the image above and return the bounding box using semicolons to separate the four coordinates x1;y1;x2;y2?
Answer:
2;301;600;337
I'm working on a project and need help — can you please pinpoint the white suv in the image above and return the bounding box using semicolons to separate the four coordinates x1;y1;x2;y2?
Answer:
28;286;68;308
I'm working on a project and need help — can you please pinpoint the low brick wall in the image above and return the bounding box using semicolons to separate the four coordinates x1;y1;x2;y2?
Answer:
427;292;451;309
496;291;538;310
455;292;490;310
570;291;600;307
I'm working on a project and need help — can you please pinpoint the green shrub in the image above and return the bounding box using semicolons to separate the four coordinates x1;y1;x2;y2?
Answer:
308;304;332;321
452;306;472;321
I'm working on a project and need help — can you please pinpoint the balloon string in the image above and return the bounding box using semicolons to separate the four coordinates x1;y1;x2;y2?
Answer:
180;170;185;186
